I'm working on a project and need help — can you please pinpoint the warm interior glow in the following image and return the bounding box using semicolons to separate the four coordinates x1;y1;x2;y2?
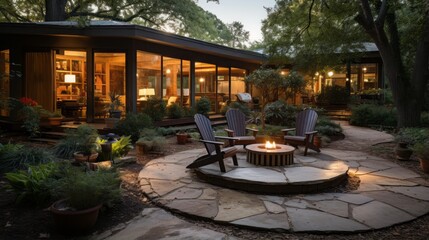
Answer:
64;74;76;83
199;77;205;82
327;71;334;77
166;68;171;74
265;141;276;149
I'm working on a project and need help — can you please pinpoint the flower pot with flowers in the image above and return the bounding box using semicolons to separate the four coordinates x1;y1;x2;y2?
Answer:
394;133;413;161
9;97;42;136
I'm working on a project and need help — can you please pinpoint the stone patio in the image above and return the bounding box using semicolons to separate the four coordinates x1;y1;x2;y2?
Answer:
138;147;429;233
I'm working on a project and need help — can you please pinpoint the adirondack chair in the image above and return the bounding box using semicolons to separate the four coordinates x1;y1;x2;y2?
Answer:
282;109;320;156
225;109;258;147
187;114;239;172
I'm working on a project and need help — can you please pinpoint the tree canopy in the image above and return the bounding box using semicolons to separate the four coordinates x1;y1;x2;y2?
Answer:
262;0;429;127
0;0;249;48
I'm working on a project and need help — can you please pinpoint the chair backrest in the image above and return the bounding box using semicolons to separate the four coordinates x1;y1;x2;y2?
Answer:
225;109;247;136
295;109;318;136
194;114;216;154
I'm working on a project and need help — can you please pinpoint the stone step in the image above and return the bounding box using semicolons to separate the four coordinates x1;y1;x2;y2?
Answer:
30;138;59;145
40;131;68;139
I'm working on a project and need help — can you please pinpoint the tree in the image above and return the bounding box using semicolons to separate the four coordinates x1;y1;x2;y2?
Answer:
0;0;236;47
245;68;285;130
262;0;429;127
226;21;250;48
283;71;307;104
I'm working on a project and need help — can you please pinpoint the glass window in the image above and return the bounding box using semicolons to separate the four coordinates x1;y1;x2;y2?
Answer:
195;62;216;113
181;60;191;107
0;50;9;117
217;67;230;110
136;51;161;112
94;52;126;118
231;67;246;95
163;57;181;106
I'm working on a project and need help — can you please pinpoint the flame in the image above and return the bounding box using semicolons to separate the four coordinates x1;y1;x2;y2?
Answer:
265;141;276;149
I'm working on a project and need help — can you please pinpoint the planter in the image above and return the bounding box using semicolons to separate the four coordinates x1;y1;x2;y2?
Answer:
135;142;145;156
73;152;99;162
40;117;63;127
176;133;188;145
50;199;102;233
419;158;429;173
105;118;119;129
109;110;122;119
313;135;322;148
395;142;413;161
88;161;112;171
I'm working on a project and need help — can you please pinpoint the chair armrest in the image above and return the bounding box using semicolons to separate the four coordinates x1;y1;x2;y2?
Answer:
281;128;295;135
224;128;234;137
246;128;259;137
199;139;224;145
215;136;240;140
305;131;318;136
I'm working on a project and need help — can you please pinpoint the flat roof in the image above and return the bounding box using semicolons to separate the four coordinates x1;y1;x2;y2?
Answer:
0;21;267;64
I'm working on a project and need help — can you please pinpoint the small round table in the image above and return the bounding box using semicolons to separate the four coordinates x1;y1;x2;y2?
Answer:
245;144;295;166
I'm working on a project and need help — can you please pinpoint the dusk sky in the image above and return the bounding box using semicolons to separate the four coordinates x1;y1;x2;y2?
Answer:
196;0;276;42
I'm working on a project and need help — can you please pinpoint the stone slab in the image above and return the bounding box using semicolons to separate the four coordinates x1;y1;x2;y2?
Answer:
139;163;189;181
232;213;290;230
358;174;418;186
284;167;346;183
263;201;286;213
336;193;373;205
371;167;421;180
162;187;203;200
149;179;185;196
215;189;266;222
385;186;429;201
167;199;218;219
309;200;349;218
352;201;414;229
287;207;369;232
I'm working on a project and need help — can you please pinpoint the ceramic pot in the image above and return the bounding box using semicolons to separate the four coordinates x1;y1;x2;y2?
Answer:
419;158;429;173
176;133;188;144
395;142;413;161
73;152;99;162
50;199;102;233
313;136;322;148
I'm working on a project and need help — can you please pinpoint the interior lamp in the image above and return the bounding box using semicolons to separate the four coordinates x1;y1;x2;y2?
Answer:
139;88;155;100
327;71;334;77
64;74;76;83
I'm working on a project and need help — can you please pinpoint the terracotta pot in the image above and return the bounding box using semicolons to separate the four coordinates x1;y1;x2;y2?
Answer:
176;133;188;144
50;199;102;233
135;142;145;156
395;142;413;161
40;117;63;127
73;152;99;162
313;136;322;148
419;158;429;173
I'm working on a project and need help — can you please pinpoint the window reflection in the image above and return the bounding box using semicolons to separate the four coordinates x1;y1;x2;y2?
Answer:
137;51;161;112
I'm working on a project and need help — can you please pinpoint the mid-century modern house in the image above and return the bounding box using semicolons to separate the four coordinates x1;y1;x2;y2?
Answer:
0;21;266;122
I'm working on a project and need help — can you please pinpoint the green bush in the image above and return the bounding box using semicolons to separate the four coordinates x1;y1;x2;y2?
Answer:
0;143;55;173
395;128;429;145
195;97;211;115
183;106;196;117
265;101;299;127
136;128;166;152
350;104;397;127
111;136;133;158
50;166;121;210
156;127;176;136
5;162;61;205
220;101;251;116
143;97;166;121
315;117;343;137
317;85;349;106
167;103;184;119
53;125;100;159
115;112;153;142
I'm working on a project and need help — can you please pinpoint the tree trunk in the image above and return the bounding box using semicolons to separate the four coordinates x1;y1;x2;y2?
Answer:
45;0;68;21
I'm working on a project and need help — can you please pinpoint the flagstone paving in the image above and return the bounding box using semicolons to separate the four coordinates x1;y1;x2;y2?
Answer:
96;123;429;239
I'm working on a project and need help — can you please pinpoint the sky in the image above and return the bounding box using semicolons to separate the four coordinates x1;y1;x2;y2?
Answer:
196;0;277;42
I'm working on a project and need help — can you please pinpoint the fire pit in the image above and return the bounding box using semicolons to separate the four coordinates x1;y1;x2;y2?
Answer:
245;141;295;166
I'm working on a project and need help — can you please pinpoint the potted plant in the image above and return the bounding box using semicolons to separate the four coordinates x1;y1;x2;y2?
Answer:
413;140;429;173
40;109;63;127
49;166;121;233
71;125;100;162
106;92;123;118
176;130;189;145
394;134;413;161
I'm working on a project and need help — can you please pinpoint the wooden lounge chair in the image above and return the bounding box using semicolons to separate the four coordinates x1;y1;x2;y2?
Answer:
282;109;320;156
186;114;238;172
225;109;258;147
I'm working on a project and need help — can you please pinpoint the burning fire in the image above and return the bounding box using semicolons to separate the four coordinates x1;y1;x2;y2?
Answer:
265;141;276;149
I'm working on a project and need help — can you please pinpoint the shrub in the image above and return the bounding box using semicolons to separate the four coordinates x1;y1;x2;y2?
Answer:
156;127;176;136
195;97;211;115
413;140;429;158
0;143;55;173
143;97;166;121
50;166;121;210
265;101;299;127
395;128;429;145
111;136;133;158
183;106;196;117
317;85;349;106
221;101;251;116
315;117;343;137
137;128;167;152
5;162;61;205
53;125;100;159
167;103;184;119
115;112;153;142
350;104;397;127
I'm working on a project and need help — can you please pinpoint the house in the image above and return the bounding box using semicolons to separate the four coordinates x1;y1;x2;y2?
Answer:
0;21;266;122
